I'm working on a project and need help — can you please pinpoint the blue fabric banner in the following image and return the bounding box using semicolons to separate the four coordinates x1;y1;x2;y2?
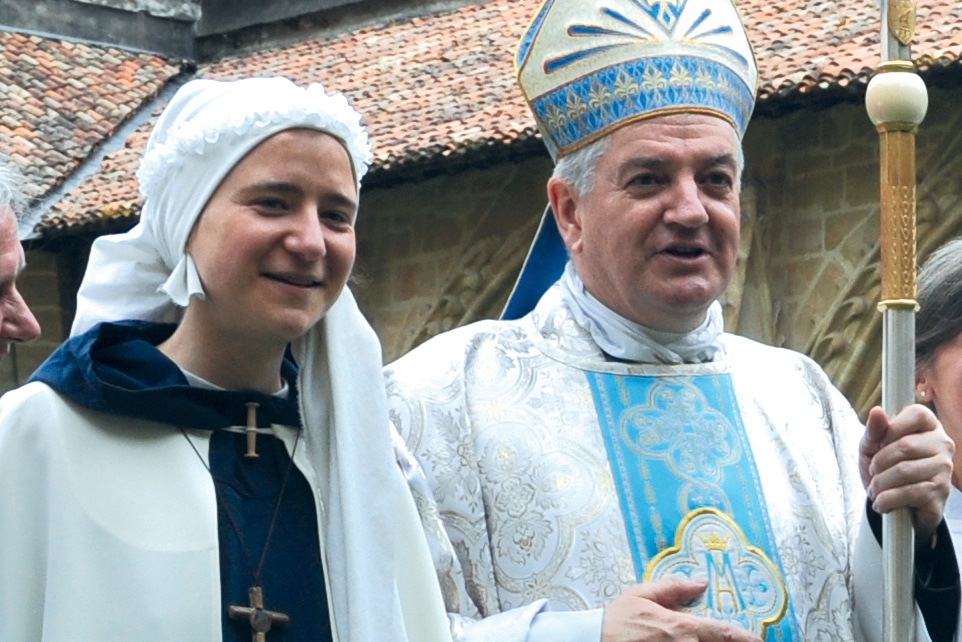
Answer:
587;372;796;640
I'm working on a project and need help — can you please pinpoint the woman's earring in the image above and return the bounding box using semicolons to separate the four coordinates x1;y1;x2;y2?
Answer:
918;389;927;400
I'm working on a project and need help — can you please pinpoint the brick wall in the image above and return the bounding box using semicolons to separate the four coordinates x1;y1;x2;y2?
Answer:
741;99;882;352
355;157;552;362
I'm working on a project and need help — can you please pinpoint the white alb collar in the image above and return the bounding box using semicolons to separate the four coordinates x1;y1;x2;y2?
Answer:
560;262;724;364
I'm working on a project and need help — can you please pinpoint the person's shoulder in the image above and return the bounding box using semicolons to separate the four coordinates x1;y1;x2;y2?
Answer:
388;318;523;367
721;333;831;379
0;382;77;427
721;334;863;427
0;380;63;410
0;382;72;449
384;317;533;397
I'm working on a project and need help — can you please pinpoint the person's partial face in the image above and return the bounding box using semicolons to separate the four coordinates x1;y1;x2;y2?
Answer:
0;212;41;357
918;332;962;484
185;128;357;346
549;113;741;332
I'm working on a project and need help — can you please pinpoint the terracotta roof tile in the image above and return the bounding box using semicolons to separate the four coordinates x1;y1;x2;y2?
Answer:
31;0;962;235
0;31;182;206
748;0;962;101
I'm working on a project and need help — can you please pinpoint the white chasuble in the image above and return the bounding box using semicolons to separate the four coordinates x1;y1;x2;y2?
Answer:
386;285;930;642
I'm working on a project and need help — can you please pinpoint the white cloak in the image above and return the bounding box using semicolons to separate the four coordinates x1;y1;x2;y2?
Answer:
0;381;447;641
385;285;933;642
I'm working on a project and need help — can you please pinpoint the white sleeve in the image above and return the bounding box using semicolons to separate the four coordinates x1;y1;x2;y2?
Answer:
449;605;603;642
527;608;604;642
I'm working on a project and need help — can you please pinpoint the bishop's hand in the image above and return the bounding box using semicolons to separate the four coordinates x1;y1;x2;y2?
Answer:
859;404;954;543
601;577;763;642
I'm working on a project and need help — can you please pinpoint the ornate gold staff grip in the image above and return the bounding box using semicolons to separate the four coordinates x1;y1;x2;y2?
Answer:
877;123;918;310
866;61;927;310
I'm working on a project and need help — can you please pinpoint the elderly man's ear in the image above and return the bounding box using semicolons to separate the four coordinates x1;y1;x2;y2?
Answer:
548;178;583;256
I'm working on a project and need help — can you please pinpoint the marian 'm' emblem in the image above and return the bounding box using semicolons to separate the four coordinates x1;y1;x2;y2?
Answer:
888;0;916;46
644;508;788;637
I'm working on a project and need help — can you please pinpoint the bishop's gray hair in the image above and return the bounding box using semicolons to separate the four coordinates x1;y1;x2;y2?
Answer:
551;136;610;198
0;155;28;222
917;238;962;369
550;124;746;197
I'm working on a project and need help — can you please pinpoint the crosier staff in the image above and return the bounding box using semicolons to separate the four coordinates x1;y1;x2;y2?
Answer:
864;1;928;640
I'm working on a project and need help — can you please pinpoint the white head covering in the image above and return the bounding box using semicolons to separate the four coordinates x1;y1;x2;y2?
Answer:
70;77;449;641
72;77;372;331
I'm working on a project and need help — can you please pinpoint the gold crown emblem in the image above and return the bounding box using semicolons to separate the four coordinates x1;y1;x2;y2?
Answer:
701;532;730;552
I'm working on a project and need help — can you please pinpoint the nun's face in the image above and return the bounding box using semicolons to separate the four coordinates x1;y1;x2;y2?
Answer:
186;128;357;346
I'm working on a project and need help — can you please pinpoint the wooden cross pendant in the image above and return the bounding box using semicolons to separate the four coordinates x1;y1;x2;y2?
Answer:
244;401;260;458
227;585;290;642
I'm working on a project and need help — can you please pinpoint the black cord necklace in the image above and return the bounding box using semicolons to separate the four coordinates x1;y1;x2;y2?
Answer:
180;403;303;642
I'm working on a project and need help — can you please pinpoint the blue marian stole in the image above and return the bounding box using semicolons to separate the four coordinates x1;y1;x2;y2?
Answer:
586;372;797;640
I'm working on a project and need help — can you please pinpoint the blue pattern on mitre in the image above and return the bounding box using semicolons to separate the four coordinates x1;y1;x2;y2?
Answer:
515;0;758;161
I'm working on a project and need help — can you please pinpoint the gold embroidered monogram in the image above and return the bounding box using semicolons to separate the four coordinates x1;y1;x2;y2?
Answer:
645;508;789;638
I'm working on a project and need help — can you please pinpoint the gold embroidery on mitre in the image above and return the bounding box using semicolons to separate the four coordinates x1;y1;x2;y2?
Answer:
643;508;789;637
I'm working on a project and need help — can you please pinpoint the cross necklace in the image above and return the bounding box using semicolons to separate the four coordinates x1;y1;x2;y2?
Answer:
181;403;303;642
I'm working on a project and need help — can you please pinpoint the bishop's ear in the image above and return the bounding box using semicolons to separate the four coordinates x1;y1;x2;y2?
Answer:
547;177;583;255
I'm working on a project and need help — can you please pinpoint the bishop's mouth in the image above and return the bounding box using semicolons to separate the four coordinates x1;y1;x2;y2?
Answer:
663;246;706;258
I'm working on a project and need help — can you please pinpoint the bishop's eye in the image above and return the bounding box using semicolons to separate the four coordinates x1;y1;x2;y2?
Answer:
627;172;661;188
321;209;354;227
701;171;735;191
